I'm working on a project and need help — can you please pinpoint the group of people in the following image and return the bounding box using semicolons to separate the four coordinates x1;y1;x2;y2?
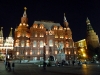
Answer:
69;60;81;66
4;61;15;72
56;60;87;66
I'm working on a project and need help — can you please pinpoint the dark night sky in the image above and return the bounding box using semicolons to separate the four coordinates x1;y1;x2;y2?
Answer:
0;0;100;42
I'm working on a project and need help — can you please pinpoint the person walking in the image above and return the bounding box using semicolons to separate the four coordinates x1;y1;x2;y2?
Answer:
68;60;70;65
78;60;80;66
12;62;15;72
7;61;11;71
72;60;75;66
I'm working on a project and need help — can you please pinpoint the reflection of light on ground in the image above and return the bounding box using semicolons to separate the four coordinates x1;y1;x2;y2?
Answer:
82;64;88;75
82;64;87;68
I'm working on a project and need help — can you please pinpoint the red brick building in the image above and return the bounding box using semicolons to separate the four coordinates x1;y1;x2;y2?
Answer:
14;7;78;61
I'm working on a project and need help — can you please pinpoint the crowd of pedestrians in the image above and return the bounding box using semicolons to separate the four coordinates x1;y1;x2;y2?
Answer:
55;60;87;66
4;60;15;72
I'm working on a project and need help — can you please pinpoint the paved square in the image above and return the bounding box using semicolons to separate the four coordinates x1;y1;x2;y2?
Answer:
0;61;100;75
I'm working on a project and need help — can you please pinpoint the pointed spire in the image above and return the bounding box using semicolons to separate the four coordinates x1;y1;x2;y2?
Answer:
63;13;68;28
86;17;90;25
0;27;3;37
9;27;13;37
64;13;67;22
86;17;93;31
23;7;27;17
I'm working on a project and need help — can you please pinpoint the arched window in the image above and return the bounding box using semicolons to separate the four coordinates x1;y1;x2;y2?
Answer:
21;40;24;47
49;40;53;47
40;41;43;47
35;33;37;37
33;41;37;47
66;42;69;48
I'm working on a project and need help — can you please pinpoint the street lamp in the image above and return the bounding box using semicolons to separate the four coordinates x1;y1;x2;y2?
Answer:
43;43;46;70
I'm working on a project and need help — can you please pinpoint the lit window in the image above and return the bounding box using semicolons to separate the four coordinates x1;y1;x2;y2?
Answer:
69;51;70;54
60;36;64;38
74;51;76;54
23;23;25;25
35;33;37;37
21;40;24;47
55;35;58;38
33;41;37;47
15;43;19;47
65;36;68;39
40;41;43;47
46;51;48;54
27;24;29;26
67;27;70;30
83;54;86;57
17;33;21;37
26;43;29;47
37;51;40;55
65;51;67;54
20;23;22;26
30;51;32;55
49;40;53;47
16;52;19;55
26;52;27;55
55;51;57;54
66;44;69;47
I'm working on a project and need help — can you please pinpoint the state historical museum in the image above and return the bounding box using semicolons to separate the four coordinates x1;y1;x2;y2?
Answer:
14;7;78;61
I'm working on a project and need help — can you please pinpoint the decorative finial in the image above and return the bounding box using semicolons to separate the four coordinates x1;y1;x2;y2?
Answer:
11;27;13;30
24;7;27;11
86;17;90;25
23;7;27;17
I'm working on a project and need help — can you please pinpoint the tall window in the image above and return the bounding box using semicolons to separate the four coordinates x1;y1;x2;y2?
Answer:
40;41;43;47
35;33;37;37
49;40;53;47
26;40;29;47
55;35;58;38
33;41;37;47
55;51;57;54
21;40;24;47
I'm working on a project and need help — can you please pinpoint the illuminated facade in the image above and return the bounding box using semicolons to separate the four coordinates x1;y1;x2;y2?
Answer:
75;39;87;59
0;27;14;59
86;17;99;48
14;8;78;61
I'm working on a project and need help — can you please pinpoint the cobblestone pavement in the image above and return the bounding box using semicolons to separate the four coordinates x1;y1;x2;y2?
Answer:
0;61;100;75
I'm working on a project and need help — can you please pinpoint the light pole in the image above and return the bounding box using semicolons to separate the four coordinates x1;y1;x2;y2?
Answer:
43;43;46;70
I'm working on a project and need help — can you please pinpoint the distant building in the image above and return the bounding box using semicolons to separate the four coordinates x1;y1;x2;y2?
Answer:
13;7;78;61
0;27;14;60
86;17;99;48
75;39;87;59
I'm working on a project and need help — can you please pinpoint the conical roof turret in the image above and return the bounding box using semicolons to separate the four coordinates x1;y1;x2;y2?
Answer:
0;27;3;37
9;27;13;37
86;17;94;31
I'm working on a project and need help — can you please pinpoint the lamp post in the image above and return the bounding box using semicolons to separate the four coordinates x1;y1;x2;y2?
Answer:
43;43;46;70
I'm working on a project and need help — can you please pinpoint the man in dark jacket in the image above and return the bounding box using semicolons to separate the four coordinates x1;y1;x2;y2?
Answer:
7;61;11;71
